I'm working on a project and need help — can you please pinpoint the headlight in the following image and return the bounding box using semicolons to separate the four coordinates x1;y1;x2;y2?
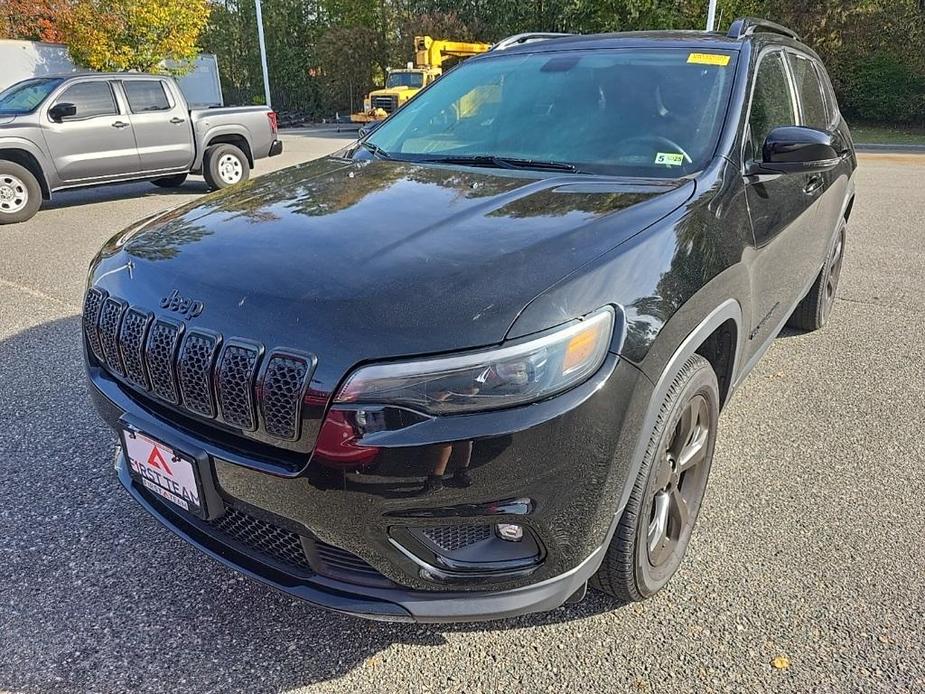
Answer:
335;308;614;415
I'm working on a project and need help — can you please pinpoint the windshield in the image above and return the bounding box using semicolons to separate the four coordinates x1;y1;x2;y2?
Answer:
0;78;65;114
365;49;737;176
386;71;425;89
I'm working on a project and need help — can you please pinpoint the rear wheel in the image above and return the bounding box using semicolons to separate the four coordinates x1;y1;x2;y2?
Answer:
787;221;846;331
592;354;719;603
151;174;188;189
203;144;250;191
0;161;42;224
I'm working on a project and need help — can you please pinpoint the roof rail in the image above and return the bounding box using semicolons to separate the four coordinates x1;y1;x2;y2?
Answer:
727;17;801;42
491;33;572;51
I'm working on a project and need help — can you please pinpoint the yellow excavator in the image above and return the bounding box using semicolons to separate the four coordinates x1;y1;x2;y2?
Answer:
351;36;491;125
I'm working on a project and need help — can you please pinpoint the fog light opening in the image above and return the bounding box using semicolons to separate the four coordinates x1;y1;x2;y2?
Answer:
496;523;524;542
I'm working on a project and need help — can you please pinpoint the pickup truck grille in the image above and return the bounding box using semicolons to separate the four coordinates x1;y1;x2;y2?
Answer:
372;95;397;113
84;287;315;444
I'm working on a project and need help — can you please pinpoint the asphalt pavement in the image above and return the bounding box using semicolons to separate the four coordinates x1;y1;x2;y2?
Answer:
0;137;923;694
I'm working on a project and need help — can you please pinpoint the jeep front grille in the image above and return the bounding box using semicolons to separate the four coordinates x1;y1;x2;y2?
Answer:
84;287;316;445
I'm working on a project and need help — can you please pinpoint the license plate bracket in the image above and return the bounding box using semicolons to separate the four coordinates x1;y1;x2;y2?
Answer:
121;428;208;519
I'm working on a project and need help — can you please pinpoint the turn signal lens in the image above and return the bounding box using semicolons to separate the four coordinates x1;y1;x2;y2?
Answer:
335;308;614;415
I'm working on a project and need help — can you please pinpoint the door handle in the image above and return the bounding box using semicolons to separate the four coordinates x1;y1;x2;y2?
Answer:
803;174;824;196
112;121;130;129
170;117;186;124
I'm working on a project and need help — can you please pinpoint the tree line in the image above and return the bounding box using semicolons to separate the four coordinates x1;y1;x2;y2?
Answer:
2;0;923;125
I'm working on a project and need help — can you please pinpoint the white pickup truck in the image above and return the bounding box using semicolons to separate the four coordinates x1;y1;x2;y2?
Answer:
0;72;282;223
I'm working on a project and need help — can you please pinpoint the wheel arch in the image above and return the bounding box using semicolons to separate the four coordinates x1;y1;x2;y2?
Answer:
199;128;254;168
0;147;51;200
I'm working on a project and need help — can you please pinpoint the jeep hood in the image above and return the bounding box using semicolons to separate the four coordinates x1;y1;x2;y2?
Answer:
91;157;693;390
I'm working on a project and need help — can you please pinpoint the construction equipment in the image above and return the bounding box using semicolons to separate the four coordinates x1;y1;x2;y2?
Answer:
351;36;490;124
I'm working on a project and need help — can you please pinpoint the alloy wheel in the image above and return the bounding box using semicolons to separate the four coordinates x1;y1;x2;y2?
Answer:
822;227;846;318
646;393;712;568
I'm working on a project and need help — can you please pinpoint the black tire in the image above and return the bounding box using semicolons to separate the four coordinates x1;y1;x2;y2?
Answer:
592;354;719;603
0;160;42;224
202;144;250;191
151;174;188;189
787;221;846;332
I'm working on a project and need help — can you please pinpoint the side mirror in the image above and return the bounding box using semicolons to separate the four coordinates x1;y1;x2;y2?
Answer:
748;126;842;175
48;102;77;122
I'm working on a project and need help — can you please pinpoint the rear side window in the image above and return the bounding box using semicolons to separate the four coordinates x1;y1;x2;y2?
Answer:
55;82;118;119
789;54;829;128
123;80;171;113
748;51;796;158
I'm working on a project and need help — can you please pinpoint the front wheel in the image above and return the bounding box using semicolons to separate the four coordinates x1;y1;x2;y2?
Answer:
0;161;42;224
592;354;719;603
203;144;250;191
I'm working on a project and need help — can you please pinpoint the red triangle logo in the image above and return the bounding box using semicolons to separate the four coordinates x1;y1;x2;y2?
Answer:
146;446;173;475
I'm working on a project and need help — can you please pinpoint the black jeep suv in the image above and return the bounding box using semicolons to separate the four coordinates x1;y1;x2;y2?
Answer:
84;19;856;622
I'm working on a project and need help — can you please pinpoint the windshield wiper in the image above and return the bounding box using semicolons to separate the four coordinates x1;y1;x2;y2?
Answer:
359;141;393;160
416;155;578;173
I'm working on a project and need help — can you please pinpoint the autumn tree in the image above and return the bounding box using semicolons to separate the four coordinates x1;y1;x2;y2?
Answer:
0;0;70;42
61;0;211;75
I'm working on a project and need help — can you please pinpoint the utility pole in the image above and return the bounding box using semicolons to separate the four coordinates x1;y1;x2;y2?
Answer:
255;0;272;109
706;0;718;31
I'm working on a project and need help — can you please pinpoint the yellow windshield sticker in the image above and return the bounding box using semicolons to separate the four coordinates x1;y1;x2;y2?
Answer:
655;152;685;166
688;52;731;67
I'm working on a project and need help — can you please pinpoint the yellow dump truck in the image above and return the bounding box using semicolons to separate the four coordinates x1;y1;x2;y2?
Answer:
351;36;490;124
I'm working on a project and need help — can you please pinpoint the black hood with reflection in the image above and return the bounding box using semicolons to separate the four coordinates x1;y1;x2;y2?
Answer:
92;157;693;391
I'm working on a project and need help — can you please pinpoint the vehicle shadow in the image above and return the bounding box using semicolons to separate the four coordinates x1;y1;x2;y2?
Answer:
41;180;211;211
0;316;619;694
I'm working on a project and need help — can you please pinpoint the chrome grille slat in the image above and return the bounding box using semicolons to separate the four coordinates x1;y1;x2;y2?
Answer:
119;308;152;389
177;331;220;418
260;353;312;441
98;297;127;376
145;319;183;404
216;343;260;430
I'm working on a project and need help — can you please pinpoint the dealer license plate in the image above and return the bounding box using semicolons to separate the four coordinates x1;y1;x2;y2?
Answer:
122;429;204;517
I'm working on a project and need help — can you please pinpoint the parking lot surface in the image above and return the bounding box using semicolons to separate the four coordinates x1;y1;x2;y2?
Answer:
1;136;923;694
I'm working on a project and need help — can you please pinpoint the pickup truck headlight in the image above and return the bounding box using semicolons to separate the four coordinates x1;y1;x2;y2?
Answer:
335;308;614;415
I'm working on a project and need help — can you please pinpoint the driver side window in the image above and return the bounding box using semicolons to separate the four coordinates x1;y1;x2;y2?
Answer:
747;52;796;160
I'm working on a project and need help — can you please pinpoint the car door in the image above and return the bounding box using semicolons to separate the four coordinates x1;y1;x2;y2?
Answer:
120;79;195;172
42;80;140;182
742;49;821;355
787;51;849;262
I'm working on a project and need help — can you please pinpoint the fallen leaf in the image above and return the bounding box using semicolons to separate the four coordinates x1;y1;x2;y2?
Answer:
771;656;791;670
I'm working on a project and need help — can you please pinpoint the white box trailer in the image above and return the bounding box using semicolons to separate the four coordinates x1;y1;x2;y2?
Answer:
0;40;224;108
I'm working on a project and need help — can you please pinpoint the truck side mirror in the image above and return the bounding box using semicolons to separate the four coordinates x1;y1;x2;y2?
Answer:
747;126;842;176
49;102;77;122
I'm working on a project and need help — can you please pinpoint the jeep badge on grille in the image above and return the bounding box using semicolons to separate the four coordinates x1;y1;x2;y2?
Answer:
160;289;204;319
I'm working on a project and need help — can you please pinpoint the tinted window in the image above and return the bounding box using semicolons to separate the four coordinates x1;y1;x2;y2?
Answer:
0;78;64;114
123;81;171;113
789;54;829;128
367;49;738;177
55;82;118;119
748;51;796;158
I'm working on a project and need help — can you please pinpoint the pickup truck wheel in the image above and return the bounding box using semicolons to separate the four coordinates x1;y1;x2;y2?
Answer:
787;221;846;332
591;354;719;603
151;174;188;189
203;144;250;191
0;162;42;224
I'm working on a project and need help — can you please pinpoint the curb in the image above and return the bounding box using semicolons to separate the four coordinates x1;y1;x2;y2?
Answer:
855;143;925;153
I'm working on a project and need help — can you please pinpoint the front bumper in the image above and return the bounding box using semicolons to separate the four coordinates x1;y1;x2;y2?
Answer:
91;356;652;622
